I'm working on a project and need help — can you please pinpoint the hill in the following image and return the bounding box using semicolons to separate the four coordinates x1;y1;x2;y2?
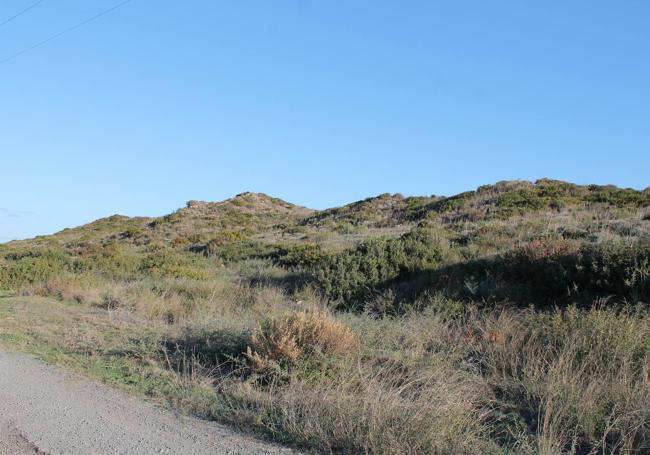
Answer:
1;179;649;454
6;192;313;250
2;178;649;315
7;179;649;253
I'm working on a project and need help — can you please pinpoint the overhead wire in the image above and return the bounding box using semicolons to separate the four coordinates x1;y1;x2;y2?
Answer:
0;0;47;29
0;0;134;64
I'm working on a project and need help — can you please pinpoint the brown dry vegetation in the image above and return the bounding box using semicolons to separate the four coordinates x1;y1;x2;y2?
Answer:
246;310;359;372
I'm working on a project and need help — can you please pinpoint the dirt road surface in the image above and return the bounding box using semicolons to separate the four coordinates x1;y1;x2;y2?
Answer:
0;348;298;455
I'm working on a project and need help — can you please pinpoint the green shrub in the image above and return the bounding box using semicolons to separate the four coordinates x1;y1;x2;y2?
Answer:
73;249;143;280
0;250;73;288
272;244;328;270
586;185;649;208
420;239;650;306
207;230;249;248
497;189;547;211
574;241;650;301
432;192;473;213
121;226;142;239
315;228;446;308
140;252;209;280
210;239;278;262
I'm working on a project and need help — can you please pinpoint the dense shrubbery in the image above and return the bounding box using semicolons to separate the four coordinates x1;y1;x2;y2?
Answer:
0;249;73;288
461;180;650;220
419;239;650;306
430;191;473;213
500;181;648;214
495;188;550;217
0;247;215;288
587;184;649;207
314;228;446;307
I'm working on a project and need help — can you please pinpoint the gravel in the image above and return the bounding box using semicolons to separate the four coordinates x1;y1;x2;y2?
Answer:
0;349;299;455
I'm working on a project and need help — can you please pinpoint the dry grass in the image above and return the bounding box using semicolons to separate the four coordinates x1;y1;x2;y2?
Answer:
7;260;650;454
2;283;650;453
245;310;359;371
474;305;650;454
221;364;494;454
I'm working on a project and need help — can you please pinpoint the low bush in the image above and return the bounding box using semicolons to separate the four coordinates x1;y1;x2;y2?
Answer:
209;239;278;263
141;252;210;280
586;185;649;208
430;191;473;213
496;189;548;212
272;243;328;270
245;310;359;372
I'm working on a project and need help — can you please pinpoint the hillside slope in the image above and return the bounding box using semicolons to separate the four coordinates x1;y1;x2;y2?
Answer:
1;179;650;454
2;178;649;308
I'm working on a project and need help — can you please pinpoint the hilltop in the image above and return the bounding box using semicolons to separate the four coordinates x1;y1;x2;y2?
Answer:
7;179;649;252
6;192;313;250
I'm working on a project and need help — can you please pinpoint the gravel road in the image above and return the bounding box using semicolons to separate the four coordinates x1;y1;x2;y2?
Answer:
0;348;299;455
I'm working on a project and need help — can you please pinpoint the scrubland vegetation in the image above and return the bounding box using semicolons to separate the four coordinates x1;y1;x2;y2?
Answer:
1;180;650;454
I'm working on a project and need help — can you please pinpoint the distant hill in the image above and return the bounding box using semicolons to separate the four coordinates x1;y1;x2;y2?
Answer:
4;180;649;256
6;192;313;251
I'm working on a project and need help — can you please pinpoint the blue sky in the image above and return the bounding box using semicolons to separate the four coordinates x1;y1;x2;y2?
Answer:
1;0;649;241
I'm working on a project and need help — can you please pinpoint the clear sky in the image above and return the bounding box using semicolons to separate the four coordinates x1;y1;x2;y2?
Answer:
1;0;649;241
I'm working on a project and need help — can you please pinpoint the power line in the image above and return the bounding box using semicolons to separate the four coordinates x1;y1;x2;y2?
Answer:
0;0;47;29
0;0;134;64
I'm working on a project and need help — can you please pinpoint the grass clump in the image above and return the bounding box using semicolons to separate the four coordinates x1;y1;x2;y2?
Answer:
245;310;359;372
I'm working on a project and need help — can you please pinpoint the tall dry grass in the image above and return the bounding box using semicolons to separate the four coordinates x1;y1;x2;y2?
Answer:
475;304;650;454
12;268;650;454
220;363;495;454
